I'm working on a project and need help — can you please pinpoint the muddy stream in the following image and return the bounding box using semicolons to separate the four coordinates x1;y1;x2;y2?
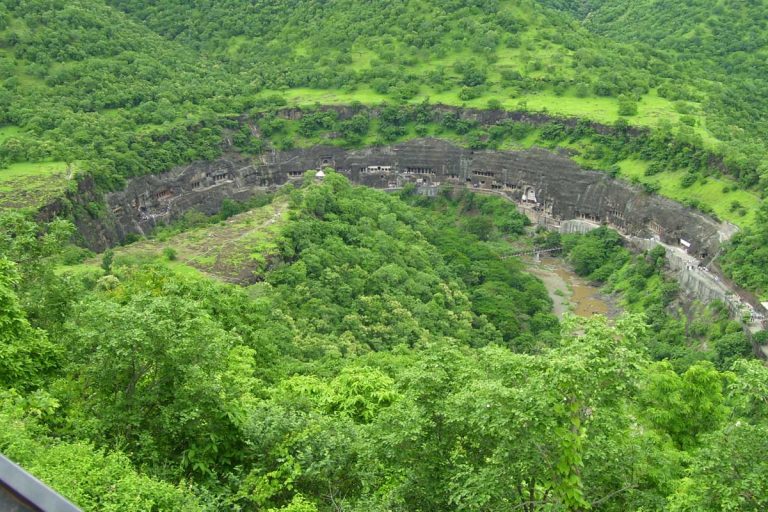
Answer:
527;256;616;319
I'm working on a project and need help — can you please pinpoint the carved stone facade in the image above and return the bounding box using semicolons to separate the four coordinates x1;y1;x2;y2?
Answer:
92;138;736;260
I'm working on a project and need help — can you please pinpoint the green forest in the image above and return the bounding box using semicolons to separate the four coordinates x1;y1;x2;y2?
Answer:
3;0;768;510
3;176;767;510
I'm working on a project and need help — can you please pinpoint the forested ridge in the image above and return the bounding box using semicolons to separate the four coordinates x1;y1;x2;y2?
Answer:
5;0;768;187
549;0;768;181
4;1;768;509
1;174;767;510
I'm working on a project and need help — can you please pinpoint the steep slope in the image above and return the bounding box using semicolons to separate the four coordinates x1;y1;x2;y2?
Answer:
2;0;759;190
108;0;767;162
543;0;768;185
108;0;674;118
16;176;764;510
3;0;768;290
0;0;231;191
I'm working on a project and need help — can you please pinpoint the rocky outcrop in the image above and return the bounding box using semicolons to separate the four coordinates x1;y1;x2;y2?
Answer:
269;104;648;137
95;138;735;261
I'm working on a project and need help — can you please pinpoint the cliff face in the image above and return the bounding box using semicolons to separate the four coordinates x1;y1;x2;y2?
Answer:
93;138;734;259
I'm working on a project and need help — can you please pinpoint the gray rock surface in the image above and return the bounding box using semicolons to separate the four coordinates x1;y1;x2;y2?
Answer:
97;138;734;262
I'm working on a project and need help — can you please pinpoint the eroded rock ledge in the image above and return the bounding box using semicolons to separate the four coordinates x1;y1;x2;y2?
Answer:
94;138;735;260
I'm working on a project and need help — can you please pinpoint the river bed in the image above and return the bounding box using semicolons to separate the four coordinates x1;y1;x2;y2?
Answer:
527;256;616;319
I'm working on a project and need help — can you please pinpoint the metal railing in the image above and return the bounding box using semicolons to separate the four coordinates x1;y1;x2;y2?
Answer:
0;454;81;512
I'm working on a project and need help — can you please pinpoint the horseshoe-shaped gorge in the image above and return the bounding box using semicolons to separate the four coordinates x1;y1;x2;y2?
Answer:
71;134;766;348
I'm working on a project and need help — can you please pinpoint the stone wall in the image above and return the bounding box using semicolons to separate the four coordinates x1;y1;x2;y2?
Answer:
559;219;601;236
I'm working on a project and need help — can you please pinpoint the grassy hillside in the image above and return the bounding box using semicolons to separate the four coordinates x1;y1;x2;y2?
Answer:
107;0;768;161
0;0;750;183
0;161;73;209
543;0;768;185
3;0;768;291
107;0;691;128
0;0;228;190
91;199;289;283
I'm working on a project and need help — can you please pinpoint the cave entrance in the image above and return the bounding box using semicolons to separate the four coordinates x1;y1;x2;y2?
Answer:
523;186;537;203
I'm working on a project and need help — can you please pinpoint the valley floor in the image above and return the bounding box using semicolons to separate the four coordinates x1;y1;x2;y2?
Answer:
526;255;617;319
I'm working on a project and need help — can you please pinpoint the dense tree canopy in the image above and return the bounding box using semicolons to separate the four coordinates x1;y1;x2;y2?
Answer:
0;175;764;510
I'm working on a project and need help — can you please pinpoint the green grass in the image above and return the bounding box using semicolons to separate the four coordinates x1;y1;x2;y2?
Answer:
618;159;760;228
257;84;704;142
55;263;102;280
71;200;290;284
0;161;73;210
164;260;208;279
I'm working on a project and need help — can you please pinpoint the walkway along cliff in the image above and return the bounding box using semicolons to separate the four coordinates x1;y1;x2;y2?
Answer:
71;137;765;351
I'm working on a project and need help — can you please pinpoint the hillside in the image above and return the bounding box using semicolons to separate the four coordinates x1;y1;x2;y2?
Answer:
4;4;768;508
106;0;694;131
0;0;765;225
545;0;768;185
0;0;753;174
5;175;766;510
0;0;230;196
105;0;768;172
97;196;288;283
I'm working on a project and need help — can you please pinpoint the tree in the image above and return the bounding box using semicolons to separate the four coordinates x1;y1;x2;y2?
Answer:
0;390;202;512
639;361;730;449
60;288;258;478
100;249;114;273
454;61;487;87
326;367;399;424
564;227;625;278
668;423;768;512
358;316;651;511
0;212;73;278
0;258;59;389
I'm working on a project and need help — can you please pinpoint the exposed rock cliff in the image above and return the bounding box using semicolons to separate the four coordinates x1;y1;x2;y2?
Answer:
68;137;768;342
96;138;734;261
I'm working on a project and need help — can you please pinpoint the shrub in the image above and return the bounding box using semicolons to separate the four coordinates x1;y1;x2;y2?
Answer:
60;245;94;265
642;182;661;194
680;172;698;188
574;82;591;97
101;249;114;273
458;86;482;101
487;99;502;110
644;162;664;176
618;94;638;116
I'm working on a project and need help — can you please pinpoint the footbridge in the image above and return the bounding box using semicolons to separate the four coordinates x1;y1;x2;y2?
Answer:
501;246;562;260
